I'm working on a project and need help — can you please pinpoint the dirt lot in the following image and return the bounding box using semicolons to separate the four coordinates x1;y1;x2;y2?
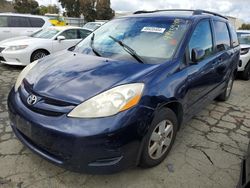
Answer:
0;64;249;188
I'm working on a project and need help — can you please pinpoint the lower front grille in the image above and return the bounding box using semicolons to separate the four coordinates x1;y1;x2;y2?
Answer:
16;128;67;162
0;47;4;53
0;56;6;62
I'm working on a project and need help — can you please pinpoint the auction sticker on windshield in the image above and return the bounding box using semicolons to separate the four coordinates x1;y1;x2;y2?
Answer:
141;27;166;33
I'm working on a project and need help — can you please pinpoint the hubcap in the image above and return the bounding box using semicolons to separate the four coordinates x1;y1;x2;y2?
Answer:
148;120;174;160
226;76;233;98
34;52;46;61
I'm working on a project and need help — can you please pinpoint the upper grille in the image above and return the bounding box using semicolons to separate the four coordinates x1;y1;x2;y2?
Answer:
19;80;76;116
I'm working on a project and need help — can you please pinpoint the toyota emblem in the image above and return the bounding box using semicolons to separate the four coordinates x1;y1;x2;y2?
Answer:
27;94;37;105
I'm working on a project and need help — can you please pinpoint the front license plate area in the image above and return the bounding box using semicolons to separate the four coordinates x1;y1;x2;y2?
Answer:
15;115;32;138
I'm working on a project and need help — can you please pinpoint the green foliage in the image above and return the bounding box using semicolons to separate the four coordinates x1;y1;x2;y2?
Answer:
96;0;114;20
13;0;40;14
39;5;48;15
59;0;81;17
239;24;250;30
80;0;96;21
59;0;114;21
43;5;59;14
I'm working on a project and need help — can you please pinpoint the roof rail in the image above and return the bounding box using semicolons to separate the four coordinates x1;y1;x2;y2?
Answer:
133;9;228;20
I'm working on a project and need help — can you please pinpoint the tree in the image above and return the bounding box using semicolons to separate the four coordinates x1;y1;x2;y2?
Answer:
96;0;114;20
39;5;48;15
13;0;40;14
59;0;81;17
239;23;250;30
79;0;96;22
0;0;14;12
59;0;115;21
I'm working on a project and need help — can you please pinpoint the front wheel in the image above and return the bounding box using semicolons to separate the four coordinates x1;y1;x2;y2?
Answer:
216;74;234;101
241;63;250;80
31;50;49;62
140;108;178;168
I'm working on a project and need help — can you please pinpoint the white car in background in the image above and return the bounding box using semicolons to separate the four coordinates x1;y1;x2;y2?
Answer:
82;21;106;31
0;26;92;66
0;13;51;41
237;30;250;80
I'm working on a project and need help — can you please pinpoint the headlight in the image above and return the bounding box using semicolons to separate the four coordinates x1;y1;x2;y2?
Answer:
68;83;145;118
14;60;38;92
5;45;28;51
240;48;250;55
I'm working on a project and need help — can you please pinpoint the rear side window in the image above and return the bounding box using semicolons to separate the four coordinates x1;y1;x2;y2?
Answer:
0;16;8;27
214;21;231;52
60;29;78;39
188;20;213;60
8;16;31;27
78;29;92;39
29;18;45;27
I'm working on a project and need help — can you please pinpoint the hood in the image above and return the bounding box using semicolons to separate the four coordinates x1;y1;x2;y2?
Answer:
26;51;159;104
0;36;49;46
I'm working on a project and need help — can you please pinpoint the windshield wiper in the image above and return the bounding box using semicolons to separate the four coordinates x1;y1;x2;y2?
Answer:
90;33;102;57
109;35;145;64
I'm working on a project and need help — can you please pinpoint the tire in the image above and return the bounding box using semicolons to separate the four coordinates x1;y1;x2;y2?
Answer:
241;63;250;80
140;108;178;168
31;50;49;62
216;73;234;101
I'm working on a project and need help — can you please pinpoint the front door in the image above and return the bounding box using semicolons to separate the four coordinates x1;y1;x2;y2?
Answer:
184;19;217;115
52;29;81;52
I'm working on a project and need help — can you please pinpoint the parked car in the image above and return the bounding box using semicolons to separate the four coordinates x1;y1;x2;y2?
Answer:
45;13;67;26
0;13;51;41
8;9;240;174
237;30;250;80
82;21;106;31
237;142;250;188
0;26;92;66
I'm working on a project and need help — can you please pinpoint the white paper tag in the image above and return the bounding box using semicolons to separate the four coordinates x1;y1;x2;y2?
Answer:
141;27;166;33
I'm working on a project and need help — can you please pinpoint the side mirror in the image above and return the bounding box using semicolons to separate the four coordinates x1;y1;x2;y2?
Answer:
57;35;66;42
191;48;205;63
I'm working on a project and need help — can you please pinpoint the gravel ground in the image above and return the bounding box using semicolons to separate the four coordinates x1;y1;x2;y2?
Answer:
0;63;249;188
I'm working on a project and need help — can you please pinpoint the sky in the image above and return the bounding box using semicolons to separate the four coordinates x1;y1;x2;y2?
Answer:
37;0;250;23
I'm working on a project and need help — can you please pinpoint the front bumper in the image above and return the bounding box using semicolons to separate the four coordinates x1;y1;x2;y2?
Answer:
238;53;250;72
8;88;154;174
0;49;31;66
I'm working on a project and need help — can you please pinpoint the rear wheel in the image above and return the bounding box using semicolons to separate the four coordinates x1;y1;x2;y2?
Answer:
241;63;250;80
217;74;234;101
31;50;49;62
140;108;178;168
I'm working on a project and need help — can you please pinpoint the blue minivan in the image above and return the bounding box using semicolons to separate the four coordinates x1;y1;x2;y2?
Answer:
8;9;240;174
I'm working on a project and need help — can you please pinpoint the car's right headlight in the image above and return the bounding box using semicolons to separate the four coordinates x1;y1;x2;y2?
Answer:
14;60;38;92
240;48;250;55
68;83;145;118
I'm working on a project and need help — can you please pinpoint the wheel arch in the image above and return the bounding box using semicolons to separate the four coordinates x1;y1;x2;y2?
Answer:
30;49;50;63
159;101;184;130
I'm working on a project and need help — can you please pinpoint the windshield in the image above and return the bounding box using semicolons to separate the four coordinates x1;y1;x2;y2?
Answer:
75;17;190;64
237;32;250;45
83;23;101;31
31;28;60;39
